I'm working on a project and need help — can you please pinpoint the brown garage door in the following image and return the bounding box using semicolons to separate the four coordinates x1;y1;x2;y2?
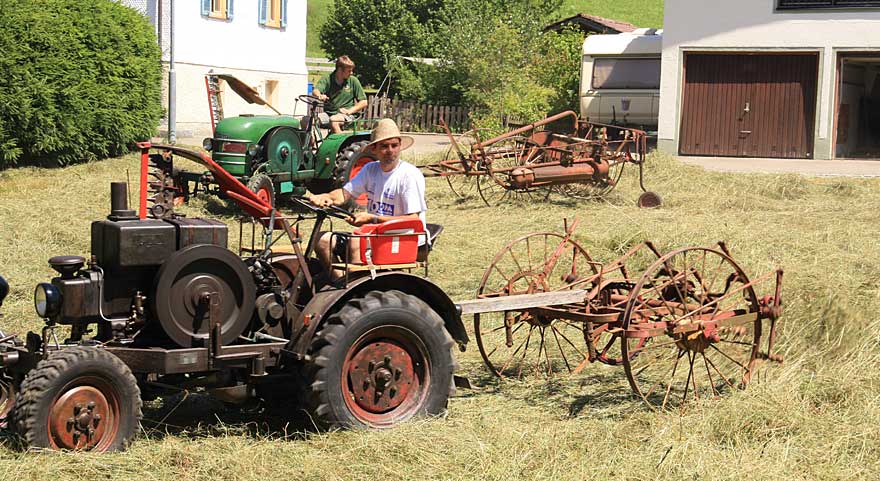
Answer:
679;53;818;158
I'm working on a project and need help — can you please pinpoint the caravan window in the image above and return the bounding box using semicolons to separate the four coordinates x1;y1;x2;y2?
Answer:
592;58;661;89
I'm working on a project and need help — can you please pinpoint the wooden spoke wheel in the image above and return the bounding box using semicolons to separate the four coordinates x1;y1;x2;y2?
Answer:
621;247;762;410
12;347;141;452
474;232;602;378
477;136;549;206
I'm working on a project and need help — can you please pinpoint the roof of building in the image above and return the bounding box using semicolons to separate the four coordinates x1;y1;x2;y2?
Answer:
544;14;638;35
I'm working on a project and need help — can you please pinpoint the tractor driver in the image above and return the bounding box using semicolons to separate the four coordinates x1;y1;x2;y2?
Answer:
308;118;427;278
312;55;368;134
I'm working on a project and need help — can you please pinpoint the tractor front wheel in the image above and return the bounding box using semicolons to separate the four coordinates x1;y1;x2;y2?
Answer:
308;290;456;428
247;173;275;208
12;347;141;452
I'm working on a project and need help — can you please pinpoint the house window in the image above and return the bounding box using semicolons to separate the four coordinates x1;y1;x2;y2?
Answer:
778;0;880;9
201;0;235;20
265;80;279;107
591;58;661;90
259;0;288;29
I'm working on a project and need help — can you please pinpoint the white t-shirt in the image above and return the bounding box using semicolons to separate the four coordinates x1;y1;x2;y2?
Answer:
343;160;428;240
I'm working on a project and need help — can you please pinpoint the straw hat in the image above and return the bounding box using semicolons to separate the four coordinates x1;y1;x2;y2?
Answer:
364;118;414;151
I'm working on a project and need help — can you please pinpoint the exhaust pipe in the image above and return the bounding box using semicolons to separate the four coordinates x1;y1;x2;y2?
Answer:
108;182;137;221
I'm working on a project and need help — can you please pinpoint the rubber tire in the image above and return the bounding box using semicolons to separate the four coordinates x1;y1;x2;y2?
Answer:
308;290;457;429
12;347;142;452
247;173;275;208
309;140;370;195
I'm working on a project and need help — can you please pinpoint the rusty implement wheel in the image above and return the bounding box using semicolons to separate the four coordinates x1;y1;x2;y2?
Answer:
621;247;761;410
12;347;141;452
308;290;455;428
477;136;548;206
443;130;482;199
474;232;601;378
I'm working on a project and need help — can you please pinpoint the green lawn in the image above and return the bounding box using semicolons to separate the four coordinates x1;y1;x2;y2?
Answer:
307;0;663;59
0;149;878;479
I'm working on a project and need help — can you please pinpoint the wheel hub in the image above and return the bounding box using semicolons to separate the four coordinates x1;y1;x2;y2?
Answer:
49;385;115;450
347;341;416;413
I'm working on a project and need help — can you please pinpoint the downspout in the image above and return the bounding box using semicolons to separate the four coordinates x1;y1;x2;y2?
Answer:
167;0;177;144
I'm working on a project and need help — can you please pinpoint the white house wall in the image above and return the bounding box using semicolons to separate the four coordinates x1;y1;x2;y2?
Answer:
659;0;880;159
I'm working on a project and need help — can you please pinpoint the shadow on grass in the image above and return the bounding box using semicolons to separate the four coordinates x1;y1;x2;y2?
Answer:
459;366;643;419
140;392;317;443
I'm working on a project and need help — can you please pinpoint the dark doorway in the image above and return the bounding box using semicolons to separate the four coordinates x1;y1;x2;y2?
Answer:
835;53;880;159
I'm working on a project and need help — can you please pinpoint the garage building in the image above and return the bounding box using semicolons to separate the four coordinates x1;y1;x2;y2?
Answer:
658;0;880;160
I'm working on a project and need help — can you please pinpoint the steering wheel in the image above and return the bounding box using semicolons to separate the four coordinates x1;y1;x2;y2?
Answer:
297;94;324;107
291;196;354;220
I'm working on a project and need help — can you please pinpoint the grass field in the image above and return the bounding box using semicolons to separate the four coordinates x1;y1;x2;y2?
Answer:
307;0;664;59
0;149;878;479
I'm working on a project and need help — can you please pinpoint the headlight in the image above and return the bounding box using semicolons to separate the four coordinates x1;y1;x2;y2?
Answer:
247;143;261;158
202;138;213;151
34;283;61;319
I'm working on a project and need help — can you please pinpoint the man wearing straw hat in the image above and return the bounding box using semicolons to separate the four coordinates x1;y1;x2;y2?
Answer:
308;118;427;275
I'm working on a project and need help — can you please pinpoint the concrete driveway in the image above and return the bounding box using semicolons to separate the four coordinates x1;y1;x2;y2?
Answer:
679;155;880;178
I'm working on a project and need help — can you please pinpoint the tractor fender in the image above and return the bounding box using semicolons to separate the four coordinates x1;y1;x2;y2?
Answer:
294;272;469;356
314;133;371;178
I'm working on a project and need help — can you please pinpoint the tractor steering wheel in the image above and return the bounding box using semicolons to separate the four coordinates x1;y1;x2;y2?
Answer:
291;196;354;220
297;95;324;107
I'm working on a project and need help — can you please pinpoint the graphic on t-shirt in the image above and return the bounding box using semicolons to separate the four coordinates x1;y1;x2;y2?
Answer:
373;202;395;216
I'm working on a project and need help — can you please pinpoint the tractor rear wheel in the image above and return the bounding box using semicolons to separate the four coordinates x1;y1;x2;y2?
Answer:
247;173;275;208
308;290;456;428
12;347;141;452
309;140;370;198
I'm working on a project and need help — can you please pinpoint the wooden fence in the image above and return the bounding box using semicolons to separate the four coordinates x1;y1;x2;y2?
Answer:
364;95;471;133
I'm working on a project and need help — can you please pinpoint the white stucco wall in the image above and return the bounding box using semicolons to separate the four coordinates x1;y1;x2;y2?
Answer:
659;1;880;159
127;0;309;138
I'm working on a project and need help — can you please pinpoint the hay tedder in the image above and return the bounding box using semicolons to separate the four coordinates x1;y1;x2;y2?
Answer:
459;219;784;409
0;142;781;453
421;111;662;208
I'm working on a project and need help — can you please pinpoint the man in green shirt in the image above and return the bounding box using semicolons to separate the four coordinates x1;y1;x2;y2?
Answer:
313;55;368;133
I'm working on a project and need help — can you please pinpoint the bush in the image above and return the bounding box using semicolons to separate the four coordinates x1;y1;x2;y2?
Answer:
0;0;162;168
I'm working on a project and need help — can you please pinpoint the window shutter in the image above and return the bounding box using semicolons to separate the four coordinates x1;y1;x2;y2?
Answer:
200;0;210;16
258;0;268;25
227;0;235;20
281;0;288;28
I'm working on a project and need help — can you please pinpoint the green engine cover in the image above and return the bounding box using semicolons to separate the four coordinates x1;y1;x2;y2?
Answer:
212;115;302;176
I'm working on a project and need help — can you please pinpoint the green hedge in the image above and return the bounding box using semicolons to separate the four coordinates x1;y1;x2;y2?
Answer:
0;0;162;168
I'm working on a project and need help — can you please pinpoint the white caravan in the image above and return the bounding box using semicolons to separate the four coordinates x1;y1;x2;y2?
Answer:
579;29;662;134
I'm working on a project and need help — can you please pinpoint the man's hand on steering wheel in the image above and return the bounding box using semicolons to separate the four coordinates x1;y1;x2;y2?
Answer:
308;193;334;208
348;212;377;226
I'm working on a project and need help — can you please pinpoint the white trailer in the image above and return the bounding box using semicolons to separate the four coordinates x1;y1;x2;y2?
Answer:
580;29;662;134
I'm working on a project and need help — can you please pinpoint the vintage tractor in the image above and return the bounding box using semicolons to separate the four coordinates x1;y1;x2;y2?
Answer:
164;74;374;211
0;143;466;451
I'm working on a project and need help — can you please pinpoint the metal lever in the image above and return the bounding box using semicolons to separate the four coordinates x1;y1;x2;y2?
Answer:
743;102;750;113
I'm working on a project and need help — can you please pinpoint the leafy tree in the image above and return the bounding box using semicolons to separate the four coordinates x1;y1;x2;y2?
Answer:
319;0;442;86
0;0;162;168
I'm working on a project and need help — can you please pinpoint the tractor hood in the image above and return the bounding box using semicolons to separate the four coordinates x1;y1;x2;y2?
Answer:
213;115;302;141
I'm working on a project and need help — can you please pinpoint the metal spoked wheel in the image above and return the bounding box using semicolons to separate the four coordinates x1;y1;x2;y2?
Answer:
477;136;548;206
474;232;601;378
621;247;762;410
442;130;482;199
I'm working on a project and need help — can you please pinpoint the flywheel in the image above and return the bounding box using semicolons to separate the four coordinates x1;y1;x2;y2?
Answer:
152;245;256;347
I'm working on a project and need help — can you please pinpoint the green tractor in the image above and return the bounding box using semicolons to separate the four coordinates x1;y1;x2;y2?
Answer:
168;74;373;210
